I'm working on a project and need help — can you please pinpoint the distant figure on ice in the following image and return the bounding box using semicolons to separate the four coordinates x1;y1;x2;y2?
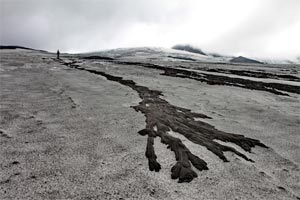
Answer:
57;49;60;59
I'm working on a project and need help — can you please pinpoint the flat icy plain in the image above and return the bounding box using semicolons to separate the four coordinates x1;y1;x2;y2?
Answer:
1;49;299;199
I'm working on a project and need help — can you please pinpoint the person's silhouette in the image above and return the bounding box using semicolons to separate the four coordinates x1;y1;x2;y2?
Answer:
57;50;60;59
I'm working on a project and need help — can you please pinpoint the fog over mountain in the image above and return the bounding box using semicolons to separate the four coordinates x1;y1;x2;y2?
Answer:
1;0;300;60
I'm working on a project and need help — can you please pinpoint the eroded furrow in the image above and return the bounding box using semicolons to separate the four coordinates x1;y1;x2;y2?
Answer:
63;60;268;183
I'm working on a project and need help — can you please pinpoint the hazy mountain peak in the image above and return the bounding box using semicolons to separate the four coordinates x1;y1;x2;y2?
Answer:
230;56;263;64
172;44;207;56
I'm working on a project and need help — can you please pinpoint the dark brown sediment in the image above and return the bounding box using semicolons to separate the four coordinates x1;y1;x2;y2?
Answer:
112;61;300;96
83;56;114;60
205;68;300;82
62;60;268;183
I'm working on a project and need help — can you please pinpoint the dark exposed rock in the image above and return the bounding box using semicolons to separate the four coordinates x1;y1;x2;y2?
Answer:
168;56;196;61
0;130;11;139
145;135;161;172
113;61;300;96
83;56;114;60
11;161;19;165
63;60;268;183
30;175;37;179
205;68;300;82
161;68;299;96
277;186;286;191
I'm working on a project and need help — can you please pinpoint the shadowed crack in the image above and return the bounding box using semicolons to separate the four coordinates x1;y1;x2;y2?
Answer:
63;60;268;183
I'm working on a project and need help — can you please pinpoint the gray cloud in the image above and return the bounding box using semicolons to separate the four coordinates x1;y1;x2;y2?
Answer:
210;0;300;57
1;0;299;59
1;0;186;50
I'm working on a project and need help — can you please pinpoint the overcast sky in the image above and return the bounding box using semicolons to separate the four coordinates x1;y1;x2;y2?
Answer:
1;0;300;59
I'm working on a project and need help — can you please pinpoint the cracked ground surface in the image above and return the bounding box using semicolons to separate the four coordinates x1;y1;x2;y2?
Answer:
1;49;300;199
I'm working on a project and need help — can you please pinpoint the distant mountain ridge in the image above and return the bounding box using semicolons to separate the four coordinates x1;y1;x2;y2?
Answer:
171;45;265;64
0;45;47;52
171;44;299;64
230;56;263;64
1;45;298;64
0;45;35;50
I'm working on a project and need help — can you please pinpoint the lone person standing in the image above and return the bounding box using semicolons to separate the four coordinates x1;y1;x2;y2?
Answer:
57;49;60;59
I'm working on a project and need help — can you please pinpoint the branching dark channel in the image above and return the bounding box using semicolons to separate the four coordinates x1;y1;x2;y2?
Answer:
113;61;300;96
62;60;268;183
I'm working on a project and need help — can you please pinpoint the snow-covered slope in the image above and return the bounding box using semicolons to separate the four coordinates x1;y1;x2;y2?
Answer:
80;46;299;64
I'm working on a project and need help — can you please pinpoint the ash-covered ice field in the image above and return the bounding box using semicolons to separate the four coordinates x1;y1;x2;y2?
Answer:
1;48;300;200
